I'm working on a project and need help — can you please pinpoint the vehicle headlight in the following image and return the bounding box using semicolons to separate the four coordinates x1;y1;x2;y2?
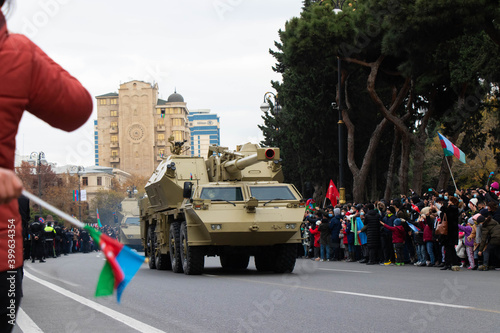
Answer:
285;224;296;229
211;224;222;230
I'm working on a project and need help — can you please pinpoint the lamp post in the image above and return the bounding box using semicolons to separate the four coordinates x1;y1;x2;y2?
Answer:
260;92;282;147
72;166;85;222
30;151;46;214
333;0;350;205
260;92;281;115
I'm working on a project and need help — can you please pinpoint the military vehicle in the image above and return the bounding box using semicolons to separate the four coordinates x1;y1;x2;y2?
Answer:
117;198;142;250
140;141;305;275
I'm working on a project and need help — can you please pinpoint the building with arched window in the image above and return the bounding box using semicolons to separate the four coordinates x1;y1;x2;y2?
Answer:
95;80;190;177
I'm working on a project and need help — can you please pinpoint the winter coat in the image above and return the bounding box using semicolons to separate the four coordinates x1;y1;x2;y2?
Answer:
443;205;460;246
458;224;474;247
309;225;321;248
479;218;500;252
382;224;406;244
0;13;92;271
422;218;433;243
363;209;382;248
382;213;396;236
329;216;342;243
318;221;330;245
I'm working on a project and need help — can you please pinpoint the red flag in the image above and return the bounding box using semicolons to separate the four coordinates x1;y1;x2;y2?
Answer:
326;180;340;206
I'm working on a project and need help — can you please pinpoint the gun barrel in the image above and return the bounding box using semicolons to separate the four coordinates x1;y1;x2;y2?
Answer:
224;153;258;174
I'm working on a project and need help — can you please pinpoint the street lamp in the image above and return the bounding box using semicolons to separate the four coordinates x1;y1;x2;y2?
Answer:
72;166;85;222
333;0;351;205
260;92;281;115
30;151;46;214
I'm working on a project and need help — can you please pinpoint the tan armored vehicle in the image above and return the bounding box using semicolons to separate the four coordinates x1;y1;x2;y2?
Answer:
140;142;305;275
117;198;141;250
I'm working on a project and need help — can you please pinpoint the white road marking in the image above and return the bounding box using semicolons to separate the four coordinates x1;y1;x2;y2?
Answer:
24;271;166;333
25;266;80;287
17;307;44;333
319;268;372;274
208;275;500;314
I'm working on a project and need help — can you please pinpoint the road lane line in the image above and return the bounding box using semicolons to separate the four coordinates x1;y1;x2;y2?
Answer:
17;307;44;333
207;275;500;314
318;268;372;274
25;266;80;287
24;271;166;333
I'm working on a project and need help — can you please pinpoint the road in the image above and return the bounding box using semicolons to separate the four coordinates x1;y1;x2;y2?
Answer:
12;252;500;333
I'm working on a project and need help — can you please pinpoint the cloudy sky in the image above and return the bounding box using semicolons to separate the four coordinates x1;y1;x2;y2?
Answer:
5;0;303;167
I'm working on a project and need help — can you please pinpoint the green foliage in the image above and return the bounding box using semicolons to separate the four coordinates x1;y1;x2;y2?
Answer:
261;0;500;200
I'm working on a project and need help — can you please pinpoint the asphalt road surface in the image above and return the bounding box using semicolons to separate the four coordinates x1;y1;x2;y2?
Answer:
12;252;500;333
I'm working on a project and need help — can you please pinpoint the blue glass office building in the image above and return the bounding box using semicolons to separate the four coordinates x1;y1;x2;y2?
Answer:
188;109;220;158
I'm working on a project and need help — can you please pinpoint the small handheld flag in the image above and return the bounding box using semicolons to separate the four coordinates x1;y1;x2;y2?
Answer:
97;208;102;228
437;132;466;163
22;190;145;303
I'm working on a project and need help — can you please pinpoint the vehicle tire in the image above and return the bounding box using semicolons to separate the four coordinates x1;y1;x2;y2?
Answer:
147;226;156;269
221;253;250;270
273;244;297;273
169;222;183;273
179;221;204;275
255;253;274;272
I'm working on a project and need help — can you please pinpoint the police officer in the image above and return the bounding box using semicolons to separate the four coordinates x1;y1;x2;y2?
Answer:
53;222;62;256
80;228;90;253
30;217;45;263
44;221;56;258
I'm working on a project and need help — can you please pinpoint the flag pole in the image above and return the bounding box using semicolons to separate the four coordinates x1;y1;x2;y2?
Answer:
22;190;85;229
444;157;458;192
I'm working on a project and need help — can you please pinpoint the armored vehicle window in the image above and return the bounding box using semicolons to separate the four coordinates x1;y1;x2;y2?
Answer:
200;187;243;201
124;217;140;225
249;186;296;200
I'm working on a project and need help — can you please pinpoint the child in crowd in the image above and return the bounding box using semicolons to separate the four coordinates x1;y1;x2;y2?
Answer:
459;217;476;269
380;218;406;266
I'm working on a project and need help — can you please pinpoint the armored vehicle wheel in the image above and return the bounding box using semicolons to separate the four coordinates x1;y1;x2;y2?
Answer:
254;253;274;272
179;221;204;275
147;226;156;269
169;222;183;273
273;244;296;273
220;253;250;270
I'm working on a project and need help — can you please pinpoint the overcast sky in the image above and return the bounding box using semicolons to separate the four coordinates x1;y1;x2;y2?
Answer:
5;0;303;167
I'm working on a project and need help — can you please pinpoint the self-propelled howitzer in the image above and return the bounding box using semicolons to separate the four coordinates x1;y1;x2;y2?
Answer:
140;142;305;275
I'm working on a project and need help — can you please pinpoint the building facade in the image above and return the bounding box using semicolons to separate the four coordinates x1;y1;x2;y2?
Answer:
188;109;220;158
95;80;190;177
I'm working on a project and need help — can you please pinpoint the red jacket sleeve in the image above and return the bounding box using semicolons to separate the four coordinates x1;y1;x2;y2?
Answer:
25;36;92;131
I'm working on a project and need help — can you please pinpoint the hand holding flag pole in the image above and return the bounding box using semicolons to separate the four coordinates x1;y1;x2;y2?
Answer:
22;190;145;303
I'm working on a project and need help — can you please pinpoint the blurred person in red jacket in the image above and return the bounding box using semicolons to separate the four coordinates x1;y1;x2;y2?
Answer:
0;1;92;331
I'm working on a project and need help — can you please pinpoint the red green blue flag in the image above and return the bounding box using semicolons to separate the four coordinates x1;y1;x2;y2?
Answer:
438;132;466;163
306;198;316;212
96;208;102;228
73;190;78;201
84;225;145;302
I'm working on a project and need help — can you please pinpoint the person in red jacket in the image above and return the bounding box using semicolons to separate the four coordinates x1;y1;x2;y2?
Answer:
380;218;406;266
0;2;92;331
309;221;321;261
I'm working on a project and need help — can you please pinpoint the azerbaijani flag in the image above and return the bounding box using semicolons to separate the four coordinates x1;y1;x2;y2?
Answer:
73;190;79;201
438;132;466;163
84;225;145;302
96;208;102;228
306;198;316;212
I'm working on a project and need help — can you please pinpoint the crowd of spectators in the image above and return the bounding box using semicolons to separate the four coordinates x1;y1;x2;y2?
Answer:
25;216;118;263
300;182;500;271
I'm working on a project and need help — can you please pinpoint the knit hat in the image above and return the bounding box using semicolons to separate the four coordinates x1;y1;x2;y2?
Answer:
479;208;490;217
334;208;341;216
316;221;321;226
469;198;478;207
393;218;401;226
475;215;485;224
491;181;499;190
421;207;431;215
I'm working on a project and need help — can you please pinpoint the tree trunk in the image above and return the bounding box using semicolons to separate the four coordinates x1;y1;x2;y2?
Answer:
384;129;399;201
399;129;411;195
